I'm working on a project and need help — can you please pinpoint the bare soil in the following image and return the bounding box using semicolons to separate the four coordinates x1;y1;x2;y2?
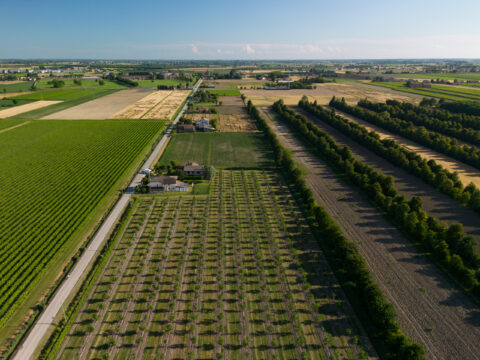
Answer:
42;89;151;120
0;100;62;118
261;107;480;360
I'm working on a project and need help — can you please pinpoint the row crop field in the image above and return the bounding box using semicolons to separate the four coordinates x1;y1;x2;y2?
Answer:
0;120;166;352
53;170;373;360
159;133;275;168
0;119;27;131
11;89;116;101
371;81;480;102
34;79;125;90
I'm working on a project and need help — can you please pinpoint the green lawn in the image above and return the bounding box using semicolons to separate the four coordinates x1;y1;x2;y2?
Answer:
10;89;119;119
35;79;125;89
207;89;241;96
159;132;274;168
192;182;210;194
0;81;33;93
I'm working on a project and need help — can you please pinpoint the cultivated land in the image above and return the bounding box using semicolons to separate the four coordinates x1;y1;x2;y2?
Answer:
0;100;62;118
110;90;173;119
294;106;480;252
242;81;422;107
332;107;480;190
0;119;27;131
204;79;267;90
42;89;151;120
143;90;190;120
260;107;480;360
0;120;166;354
54;170;376;360
159;133;274;168
35;79;125;90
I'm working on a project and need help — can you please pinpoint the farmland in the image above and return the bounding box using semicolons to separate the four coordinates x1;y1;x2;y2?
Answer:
159;133;274;168
0;81;32;93
110;90;172;119
143;90;190;120
0;120;166;352
53;170;375;360
0;100;62;118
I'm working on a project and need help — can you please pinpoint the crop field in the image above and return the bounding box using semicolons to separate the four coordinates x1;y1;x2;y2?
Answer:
11;89;120;120
12;89;116;101
389;73;480;81
242;81;421;106
136;79;197;87
110;90;173;119
55;170;374;360
184;113;257;132
371;81;480;101
204;79;267;90
159;133;274;168
0;119;27;131
35;79;125;89
0;100;62;118
0;81;32;93
143;90;190;120
0;120;166;349
41;89;150;120
207;89;242;96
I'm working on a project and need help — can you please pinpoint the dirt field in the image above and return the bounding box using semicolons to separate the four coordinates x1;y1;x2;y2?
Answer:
294;106;480;249
242;81;422;106
110;90;172;119
184;113;257;132
261;107;480;360
0;100;62;118
143;90;190;120
42;89;151;120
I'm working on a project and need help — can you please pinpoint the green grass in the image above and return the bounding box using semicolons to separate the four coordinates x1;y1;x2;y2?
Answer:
192;182;210;194
193;101;217;106
159;132;274;168
371;81;480;102
0;119;27;131
35;79;125;89
10;89;119;119
0;98;34;109
0;119;166;347
12;89;112;101
207;89;241;96
0;81;33;93
391;73;480;81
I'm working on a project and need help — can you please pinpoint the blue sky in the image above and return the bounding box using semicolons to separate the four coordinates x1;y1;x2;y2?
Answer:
2;0;480;59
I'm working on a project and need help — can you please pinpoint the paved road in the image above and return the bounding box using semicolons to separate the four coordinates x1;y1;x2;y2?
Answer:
13;80;201;360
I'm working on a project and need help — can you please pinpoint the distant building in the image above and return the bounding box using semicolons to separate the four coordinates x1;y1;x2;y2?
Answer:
149;175;189;192
195;118;215;132
183;162;206;177
178;124;195;133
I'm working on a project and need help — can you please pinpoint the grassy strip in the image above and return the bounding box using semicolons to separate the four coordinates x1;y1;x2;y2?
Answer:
10;89;118;119
38;199;136;360
247;100;425;359
207;89;241;96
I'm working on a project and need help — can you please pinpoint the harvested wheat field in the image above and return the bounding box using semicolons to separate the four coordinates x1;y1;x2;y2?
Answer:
0;100;62;118
242;81;422;106
110;90;172;119
143;90;190;120
43;89;151;120
260;107;480;360
184;113;257;132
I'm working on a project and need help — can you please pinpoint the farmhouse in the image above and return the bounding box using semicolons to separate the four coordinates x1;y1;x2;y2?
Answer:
183;162;206;177
178;124;195;133
195;118;215;132
149;175;189;192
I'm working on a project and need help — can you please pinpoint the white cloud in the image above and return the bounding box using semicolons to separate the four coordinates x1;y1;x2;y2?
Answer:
191;45;199;54
245;44;255;54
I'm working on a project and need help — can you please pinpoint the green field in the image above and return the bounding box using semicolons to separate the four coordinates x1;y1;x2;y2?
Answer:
371;81;480;102
0;119;27;131
0;81;33;93
51;171;367;360
12;89;113;101
207;89;242;96
35;79;125;89
391;73;480;81
10;89;119;119
136;78;197;87
159;132;274;168
0;98;33;109
0;119;166;348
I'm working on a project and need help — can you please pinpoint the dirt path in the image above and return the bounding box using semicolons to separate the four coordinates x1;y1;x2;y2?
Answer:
294;106;480;249
260;107;480;360
0;121;30;134
331;107;480;191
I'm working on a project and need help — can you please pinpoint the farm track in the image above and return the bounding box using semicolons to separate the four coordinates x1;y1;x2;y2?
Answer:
293;106;480;250
330;107;480;190
0;120;30;134
260;107;480;360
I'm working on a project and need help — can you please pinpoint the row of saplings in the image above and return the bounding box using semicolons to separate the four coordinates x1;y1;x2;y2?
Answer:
275;99;480;297
246;100;425;360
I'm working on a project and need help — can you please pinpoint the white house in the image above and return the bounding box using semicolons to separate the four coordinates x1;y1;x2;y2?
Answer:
149;175;189;192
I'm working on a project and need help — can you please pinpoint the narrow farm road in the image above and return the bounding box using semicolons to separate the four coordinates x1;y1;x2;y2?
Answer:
13;80;202;360
0;120;31;134
260;107;480;360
